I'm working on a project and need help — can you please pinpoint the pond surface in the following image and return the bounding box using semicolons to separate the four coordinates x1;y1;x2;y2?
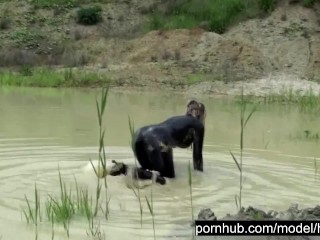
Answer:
0;87;319;240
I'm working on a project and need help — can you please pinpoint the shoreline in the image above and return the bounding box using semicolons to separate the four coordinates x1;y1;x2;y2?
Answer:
1;67;320;100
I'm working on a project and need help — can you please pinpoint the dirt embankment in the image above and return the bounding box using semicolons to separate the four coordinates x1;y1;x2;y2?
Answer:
0;0;320;96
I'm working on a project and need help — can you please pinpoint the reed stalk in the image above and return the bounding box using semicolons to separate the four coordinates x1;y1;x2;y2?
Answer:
128;116;143;227
230;87;256;211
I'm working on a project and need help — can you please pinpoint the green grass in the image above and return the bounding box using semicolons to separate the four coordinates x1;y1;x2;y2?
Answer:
30;0;109;8
148;0;276;34
31;0;78;8
0;67;111;88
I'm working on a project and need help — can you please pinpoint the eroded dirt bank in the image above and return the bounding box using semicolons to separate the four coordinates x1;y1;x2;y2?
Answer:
1;0;320;96
73;1;320;96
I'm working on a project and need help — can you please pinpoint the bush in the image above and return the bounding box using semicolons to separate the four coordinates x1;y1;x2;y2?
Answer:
258;0;276;13
76;5;103;25
0;17;10;30
303;0;317;8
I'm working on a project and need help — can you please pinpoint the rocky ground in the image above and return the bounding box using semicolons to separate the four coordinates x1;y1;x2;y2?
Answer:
197;204;320;221
0;0;319;96
194;205;320;240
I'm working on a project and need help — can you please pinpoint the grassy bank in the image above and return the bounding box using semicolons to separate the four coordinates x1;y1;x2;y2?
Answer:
0;67;111;87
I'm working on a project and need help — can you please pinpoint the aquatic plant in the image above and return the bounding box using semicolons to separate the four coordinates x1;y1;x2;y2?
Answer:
242;87;320;114
188;160;194;223
188;160;195;240
314;157;319;181
86;218;106;240
45;168;74;236
90;86;111;219
23;169;98;238
23;184;40;240
145;176;156;240
51;213;54;240
230;87;257;211
128;116;144;227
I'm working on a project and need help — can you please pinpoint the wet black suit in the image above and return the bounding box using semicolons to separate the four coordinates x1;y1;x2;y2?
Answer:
132;115;205;181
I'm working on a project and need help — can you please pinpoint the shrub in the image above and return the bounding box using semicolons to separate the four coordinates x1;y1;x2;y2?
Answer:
303;0;317;8
76;5;103;25
258;0;276;13
0;17;10;30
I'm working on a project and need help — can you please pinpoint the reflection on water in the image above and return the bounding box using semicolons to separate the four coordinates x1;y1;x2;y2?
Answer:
0;87;319;240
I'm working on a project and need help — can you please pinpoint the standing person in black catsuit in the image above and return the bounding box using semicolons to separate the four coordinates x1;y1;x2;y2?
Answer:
109;99;206;185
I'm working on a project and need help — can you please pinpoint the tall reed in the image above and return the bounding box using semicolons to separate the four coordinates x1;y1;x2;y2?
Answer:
188;160;195;240
188;160;194;223
314;157;318;181
145;175;156;240
230;87;256;211
90;86;110;219
128;116;143;227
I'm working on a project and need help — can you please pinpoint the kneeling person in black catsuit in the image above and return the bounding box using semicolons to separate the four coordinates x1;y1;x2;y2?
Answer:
109;99;206;185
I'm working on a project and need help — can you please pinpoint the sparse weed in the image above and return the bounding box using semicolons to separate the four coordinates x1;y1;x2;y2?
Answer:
9;27;45;48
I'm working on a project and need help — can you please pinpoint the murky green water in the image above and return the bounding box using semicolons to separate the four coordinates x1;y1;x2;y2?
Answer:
0;87;319;240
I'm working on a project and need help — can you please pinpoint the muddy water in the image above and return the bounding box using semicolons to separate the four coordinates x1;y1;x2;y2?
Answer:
0;87;319;240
